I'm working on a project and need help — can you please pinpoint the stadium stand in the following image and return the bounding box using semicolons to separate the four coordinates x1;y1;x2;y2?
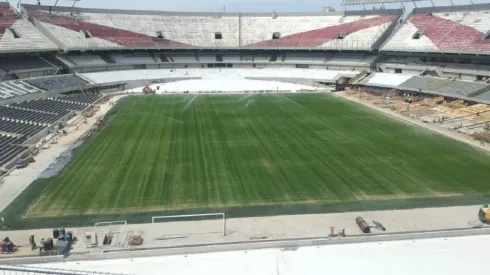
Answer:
323;55;378;70
242;13;398;50
381;4;490;54
198;53;219;63
0;2;57;53
0;135;26;166
23;4;400;50
49;52;380;70
0;56;55;73
11;93;100;114
60;92;101;104
24;75;90;91
109;53;157;64
0;105;68;125
0;91;99;168
360;73;489;99
0;81;44;100
13;98;87;113
169;53;198;63
285;54;326;64
0;119;44;136
400;76;487;97
376;55;490;81
221;54;241;63
62;54;108;66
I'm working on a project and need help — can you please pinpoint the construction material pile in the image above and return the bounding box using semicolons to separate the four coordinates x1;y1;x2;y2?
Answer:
128;235;143;246
0;237;15;254
418;96;444;107
472;132;490;143
445;100;466;109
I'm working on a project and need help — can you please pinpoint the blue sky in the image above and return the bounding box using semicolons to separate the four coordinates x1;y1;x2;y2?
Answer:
16;0;488;12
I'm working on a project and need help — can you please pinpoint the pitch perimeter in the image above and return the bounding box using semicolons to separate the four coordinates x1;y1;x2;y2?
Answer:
26;94;490;217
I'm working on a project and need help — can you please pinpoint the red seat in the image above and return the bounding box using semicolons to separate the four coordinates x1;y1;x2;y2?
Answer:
409;13;490;53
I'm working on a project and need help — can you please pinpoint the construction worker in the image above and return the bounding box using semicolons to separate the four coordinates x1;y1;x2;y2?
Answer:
29;233;36;250
481;139;485;146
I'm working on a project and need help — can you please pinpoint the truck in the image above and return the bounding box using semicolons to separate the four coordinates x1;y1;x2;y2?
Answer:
15;157;35;169
15;162;26;169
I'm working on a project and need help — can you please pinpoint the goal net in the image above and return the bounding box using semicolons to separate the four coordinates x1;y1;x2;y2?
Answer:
152;213;226;236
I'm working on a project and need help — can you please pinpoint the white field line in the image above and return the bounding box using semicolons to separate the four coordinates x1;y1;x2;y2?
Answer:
181;95;199;112
183;94;189;102
281;95;305;109
245;99;254;108
239;94;254;101
135;111;184;123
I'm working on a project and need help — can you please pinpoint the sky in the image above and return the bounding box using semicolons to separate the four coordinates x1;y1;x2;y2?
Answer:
12;0;489;12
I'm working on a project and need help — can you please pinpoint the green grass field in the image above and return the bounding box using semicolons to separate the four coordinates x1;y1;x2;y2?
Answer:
26;94;490;217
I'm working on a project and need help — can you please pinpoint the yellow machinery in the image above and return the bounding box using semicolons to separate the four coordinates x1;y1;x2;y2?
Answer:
478;204;490;223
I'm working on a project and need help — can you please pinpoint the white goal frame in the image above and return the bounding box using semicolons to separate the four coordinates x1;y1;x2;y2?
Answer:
152;213;226;236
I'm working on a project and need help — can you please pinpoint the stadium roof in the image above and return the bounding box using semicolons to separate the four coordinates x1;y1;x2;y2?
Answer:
21;4;402;16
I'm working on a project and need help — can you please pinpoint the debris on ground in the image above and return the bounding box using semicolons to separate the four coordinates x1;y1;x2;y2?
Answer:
356;217;371;233
373;220;386;231
128;235;143;246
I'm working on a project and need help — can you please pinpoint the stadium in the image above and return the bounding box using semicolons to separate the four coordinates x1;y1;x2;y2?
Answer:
0;0;489;274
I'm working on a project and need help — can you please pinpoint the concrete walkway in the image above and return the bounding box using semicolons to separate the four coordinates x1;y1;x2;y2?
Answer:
0;204;485;259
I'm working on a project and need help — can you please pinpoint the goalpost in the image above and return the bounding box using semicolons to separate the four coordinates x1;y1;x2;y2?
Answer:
93;220;128;247
152;213;226;236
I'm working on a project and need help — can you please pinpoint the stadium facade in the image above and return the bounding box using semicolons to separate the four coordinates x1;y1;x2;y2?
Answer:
0;1;489;171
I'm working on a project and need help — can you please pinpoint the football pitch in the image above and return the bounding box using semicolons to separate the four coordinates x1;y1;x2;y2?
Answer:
26;93;490;217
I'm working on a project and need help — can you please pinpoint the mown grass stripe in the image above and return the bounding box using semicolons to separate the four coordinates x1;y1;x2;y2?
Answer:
24;94;490;217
